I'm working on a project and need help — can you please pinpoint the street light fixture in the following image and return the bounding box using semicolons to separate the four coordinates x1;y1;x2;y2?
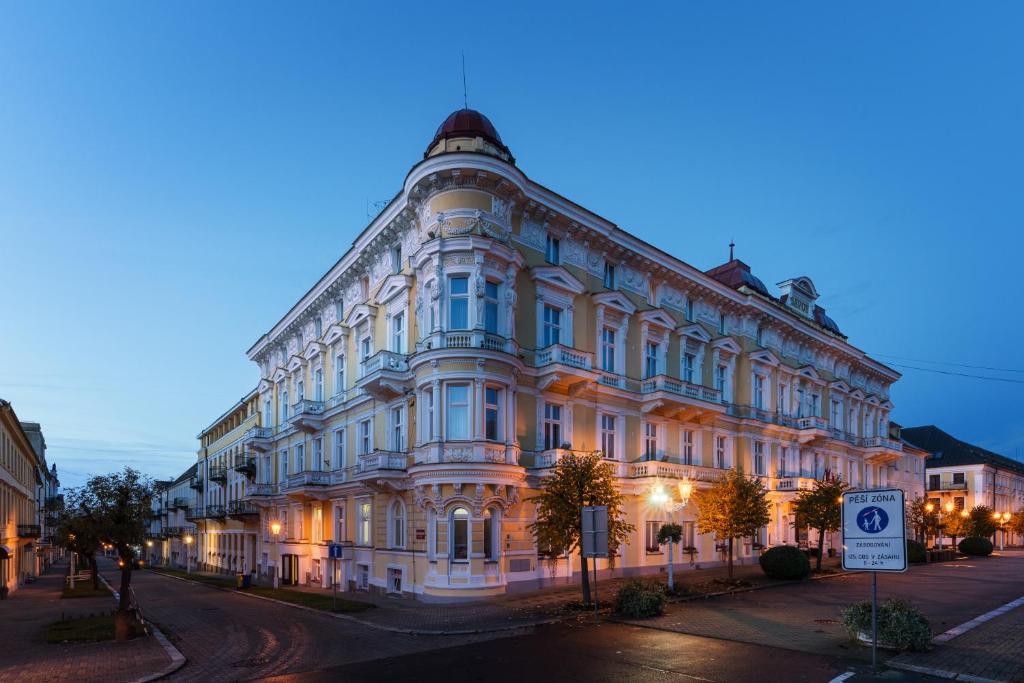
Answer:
269;520;282;589
184;534;194;574
994;511;1011;550
648;480;694;592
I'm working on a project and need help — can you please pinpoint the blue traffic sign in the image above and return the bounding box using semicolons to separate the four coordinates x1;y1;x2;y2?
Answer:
856;506;889;534
328;543;344;560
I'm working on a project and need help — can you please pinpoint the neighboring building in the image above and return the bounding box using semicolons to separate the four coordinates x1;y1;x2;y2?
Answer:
197;109;919;601
149;465;199;569
19;422;62;573
903;425;1024;546
0;400;46;596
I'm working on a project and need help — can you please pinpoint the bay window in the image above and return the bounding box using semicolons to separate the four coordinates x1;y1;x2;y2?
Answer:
484;281;499;333
450;507;469;560
446;384;470;440
484;386;502;441
449;276;469;329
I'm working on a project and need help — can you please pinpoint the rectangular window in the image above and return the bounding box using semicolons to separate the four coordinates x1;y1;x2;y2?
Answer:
644;422;658;460
280;389;289;422
645;521;662;553
600;414;616;459
359;418;372;455
543;305;561;347
391;245;402;274
719;313;726;334
754;441;765;475
683;430;694;465
754;375;765;409
484;387;501;441
315;317;323;338
601;327;616;372
484;281;499;333
683;521;696;549
335;354;345;395
449;276;469;329
280;449;288;479
831;400;841;429
756;325;763;346
952;472;965;484
295;443;305;473
715;366;727;392
603;262;616;289
312;438;323;471
780;446;789;476
954;496;965;510
778;384;787;415
682;353;695;384
315;368;324;401
335;505;345;542
335;300;344;322
645;342;659;379
360;336;371;362
715;436;727;469
685;298;694;322
333;429;345;470
446;384;470;440
358;501;372;545
391;312;405;353
425;389;435;441
391;406;404;450
543;403;562;450
297;379;305;402
545;235;560;264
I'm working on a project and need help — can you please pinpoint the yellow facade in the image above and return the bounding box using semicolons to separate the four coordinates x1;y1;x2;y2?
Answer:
0;400;45;596
187;111;927;600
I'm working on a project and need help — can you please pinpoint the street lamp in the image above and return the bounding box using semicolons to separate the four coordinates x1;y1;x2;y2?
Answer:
269;520;282;589
993;512;1011;550
184;535;194;574
648;480;694;592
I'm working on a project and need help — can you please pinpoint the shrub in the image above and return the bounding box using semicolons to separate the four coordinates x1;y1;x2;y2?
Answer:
841;598;931;651
958;536;994;556
614;579;666;618
759;545;811;580
906;539;926;564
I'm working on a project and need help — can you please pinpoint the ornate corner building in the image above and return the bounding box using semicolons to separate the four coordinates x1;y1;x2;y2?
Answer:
180;110;926;601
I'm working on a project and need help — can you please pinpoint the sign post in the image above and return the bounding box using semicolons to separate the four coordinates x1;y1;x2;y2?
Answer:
581;506;608;615
842;488;907;673
328;543;344;611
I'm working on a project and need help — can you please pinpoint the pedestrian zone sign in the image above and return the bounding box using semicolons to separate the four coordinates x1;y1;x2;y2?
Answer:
841;488;907;572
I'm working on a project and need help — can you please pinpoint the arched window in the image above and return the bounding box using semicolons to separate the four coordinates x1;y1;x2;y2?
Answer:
450;507;469;561
484;508;500;561
388;499;406;549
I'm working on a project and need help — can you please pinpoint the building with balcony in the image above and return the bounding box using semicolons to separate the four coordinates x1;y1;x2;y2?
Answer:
903;425;1024;547
193;109;922;601
148;464;198;569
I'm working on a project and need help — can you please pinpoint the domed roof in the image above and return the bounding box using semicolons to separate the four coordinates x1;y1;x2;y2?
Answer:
425;109;512;160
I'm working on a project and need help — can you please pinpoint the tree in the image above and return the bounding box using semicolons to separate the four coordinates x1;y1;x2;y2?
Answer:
943;512;972;550
79;467;154;640
907;496;939;545
529;452;634;605
657;522;683;592
1008;509;1024;539
55;494;103;590
695;470;770;580
966;505;998;539
790;473;850;571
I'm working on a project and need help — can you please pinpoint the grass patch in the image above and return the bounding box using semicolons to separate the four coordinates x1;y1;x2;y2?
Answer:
244;585;375;613
151;567;374;613
46;614;115;643
61;583;111;599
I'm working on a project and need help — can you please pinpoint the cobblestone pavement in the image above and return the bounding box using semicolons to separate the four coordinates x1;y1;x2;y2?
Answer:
0;560;171;683
620;552;1024;662
105;560;523;682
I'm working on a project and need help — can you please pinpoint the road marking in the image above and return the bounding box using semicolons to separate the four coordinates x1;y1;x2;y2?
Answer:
932;594;1024;644
828;671;855;683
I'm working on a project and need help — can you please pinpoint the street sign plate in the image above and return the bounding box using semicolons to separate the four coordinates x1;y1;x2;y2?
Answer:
328;543;344;560
581;505;608;558
842;488;907;572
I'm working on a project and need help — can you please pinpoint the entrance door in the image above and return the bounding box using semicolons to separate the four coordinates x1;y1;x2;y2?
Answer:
281;554;299;586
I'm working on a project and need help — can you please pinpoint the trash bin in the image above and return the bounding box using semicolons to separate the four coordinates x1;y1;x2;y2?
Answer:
242;574;252;589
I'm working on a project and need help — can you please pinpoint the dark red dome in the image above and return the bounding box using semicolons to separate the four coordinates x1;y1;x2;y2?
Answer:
426;109;512;159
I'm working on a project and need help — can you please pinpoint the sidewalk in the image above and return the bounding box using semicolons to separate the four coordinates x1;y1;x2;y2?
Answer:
0;561;172;683
153;556;843;634
889;598;1024;683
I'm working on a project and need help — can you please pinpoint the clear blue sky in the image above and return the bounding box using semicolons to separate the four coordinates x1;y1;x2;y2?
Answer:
2;2;1022;488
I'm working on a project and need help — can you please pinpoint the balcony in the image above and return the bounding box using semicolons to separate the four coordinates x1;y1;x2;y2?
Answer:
247;483;279;497
241;426;273;452
189;476;203;491
286;470;331;489
627;460;730;484
288;399;325;432
534;344;593;371
640;375;725;421
227;500;260;518
209;465;228;483
357;350;411;399
164;526;185;537
929;480;968;492
206;505;226;520
233;455;257;477
184;508;204;522
774;476;818;492
354;450;408;475
419;330;518;355
17;524;41;538
170;497;189;510
414;442;518;466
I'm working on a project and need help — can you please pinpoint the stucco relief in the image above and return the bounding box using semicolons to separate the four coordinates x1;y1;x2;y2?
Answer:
657;283;686;311
562;237;587;267
518;217;546;250
619;264;648;295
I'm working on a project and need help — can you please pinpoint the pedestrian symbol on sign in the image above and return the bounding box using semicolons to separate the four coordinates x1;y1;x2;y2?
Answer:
857;506;889;534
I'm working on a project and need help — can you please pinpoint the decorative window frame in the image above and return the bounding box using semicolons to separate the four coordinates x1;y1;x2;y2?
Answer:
532;266;585;348
638;309;675;378
595;408;625;461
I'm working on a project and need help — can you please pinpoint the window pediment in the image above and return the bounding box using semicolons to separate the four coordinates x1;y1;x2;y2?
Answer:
303;341;326;362
749;349;781;367
286;355;306;373
322;322;348;347
346;303;378;329
828;380;850;393
866;395;880;406
592;291;637;316
796;365;821;381
638;308;676;332
675;323;711;344
849;388;865;400
271;367;289;384
258;379;273;394
880;399;894;410
376;274;412;306
711;337;742;355
531;265;586;296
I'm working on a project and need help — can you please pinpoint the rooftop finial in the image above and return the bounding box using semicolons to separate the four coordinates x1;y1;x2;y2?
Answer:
729;239;735;261
462;51;468;109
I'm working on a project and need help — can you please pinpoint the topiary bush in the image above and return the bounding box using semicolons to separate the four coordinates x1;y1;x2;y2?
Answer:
759;545;811;580
958;536;994;556
614;579;666;618
906;539;926;564
841;598;931;651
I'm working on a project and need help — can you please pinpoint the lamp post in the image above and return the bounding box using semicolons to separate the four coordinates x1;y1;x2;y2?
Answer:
269;520;281;589
993;511;1011;550
649;480;694;592
924;503;935;547
184;535;193;574
941;501;955;549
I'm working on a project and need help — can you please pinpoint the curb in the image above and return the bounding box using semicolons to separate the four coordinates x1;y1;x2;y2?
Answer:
148;569;566;636
97;572;188;683
667;567;854;604
931;595;1024;644
886;662;1003;683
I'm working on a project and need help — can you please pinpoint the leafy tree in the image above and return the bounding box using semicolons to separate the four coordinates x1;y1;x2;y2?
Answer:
55;493;103;590
790;473;849;571
907;496;939;544
657;523;683;591
695;470;770;580
78;467;154;639
966;505;998;538
529;452;634;605
943;512;972;549
1008;509;1024;538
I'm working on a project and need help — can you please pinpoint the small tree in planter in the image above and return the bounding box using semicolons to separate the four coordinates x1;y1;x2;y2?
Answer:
791;473;849;572
657;523;682;592
908;496;939;545
966;505;998;539
943;512;972;551
841;598;931;651
695;470;770;581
